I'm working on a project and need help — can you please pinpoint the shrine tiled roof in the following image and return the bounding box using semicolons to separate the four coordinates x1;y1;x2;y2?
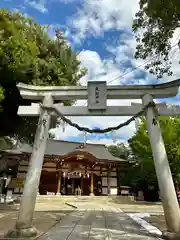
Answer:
3;139;127;163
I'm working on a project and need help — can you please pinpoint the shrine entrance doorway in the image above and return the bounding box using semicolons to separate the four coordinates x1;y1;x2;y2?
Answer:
63;172;102;196
64;171;91;196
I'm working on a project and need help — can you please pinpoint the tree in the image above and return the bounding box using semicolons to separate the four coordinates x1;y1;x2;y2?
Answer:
133;0;180;78
108;143;136;187
0;8;87;143
128;120;158;190
108;143;132;160
0;137;17;177
0;137;13;150
128;117;180;189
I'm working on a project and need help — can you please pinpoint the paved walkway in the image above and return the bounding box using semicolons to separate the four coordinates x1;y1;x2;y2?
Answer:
39;206;159;240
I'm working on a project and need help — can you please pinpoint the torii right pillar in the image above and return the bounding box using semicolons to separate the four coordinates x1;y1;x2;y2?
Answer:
142;94;180;237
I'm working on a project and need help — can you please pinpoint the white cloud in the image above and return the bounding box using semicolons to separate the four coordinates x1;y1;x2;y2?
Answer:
52;49;141;141
68;0;139;43
65;0;180;82
54;0;77;3
52;45;149;142
77;49;150;86
26;0;48;13
52;45;174;143
86;139;126;146
52;0;180;144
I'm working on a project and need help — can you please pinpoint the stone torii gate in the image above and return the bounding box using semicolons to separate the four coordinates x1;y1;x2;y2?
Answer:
6;79;180;239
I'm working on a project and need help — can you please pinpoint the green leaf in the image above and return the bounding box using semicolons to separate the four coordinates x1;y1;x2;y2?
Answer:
0;8;88;143
133;0;180;78
129;116;180;187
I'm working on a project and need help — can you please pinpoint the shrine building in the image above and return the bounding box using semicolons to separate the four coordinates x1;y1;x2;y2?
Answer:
1;139;129;196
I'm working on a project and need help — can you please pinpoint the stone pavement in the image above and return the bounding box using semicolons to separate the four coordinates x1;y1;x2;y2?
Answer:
0;208;73;239
0;199;163;239
39;206;160;240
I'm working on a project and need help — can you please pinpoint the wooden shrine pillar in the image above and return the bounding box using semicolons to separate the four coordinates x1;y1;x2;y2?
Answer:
90;172;94;196
80;175;83;195
56;171;62;195
107;168;111;195
63;172;66;195
72;179;75;195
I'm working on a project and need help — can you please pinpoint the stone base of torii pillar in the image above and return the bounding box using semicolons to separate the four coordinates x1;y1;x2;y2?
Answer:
162;231;180;240
5;227;40;239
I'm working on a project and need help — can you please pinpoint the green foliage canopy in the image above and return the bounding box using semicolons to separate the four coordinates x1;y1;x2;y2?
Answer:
108;117;180;189
108;143;137;187
0;9;87;143
129;116;180;188
133;0;180;78
108;143;132;160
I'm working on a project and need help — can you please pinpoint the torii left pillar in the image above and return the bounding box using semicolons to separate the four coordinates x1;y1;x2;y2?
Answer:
6;94;53;238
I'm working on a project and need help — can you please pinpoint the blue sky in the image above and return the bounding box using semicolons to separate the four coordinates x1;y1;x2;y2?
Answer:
1;0;180;145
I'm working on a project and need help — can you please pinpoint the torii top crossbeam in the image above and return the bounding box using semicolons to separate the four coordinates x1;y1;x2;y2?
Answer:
17;78;180;100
